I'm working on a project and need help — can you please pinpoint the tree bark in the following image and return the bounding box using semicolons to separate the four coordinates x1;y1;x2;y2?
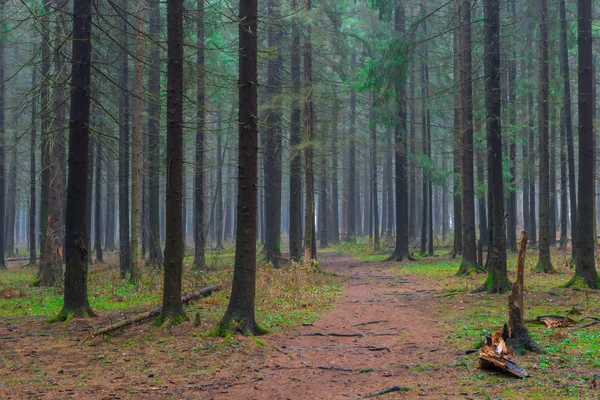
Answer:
193;0;205;270
535;0;553;273
95;139;103;262
289;0;302;260
389;3;411;261
371;93;379;250
303;0;315;260
482;0;509;293
213;0;264;335
347;52;356;242
506;0;517;252
457;0;478;274
118;0;131;278
29;49;37;264
559;0;577;260
571;0;598;288
264;0;283;265
55;0;95;319
158;0;186;325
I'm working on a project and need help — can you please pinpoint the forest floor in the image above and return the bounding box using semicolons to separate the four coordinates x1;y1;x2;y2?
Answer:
1;244;600;399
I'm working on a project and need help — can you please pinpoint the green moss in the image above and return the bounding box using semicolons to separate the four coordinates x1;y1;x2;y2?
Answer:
482;272;511;294
456;260;484;276
155;311;188;327
47;306;96;324
534;260;556;274
561;275;600;290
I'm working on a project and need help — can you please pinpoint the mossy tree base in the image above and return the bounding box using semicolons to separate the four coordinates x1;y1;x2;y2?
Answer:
48;306;96;323
155;311;188;327
561;275;599;290
534;260;556;274
506;329;542;354
209;315;269;337
481;273;511;294
455;260;485;276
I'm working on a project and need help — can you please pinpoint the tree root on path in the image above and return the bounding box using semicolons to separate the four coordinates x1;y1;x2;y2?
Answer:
350;385;411;399
350;320;388;327
82;284;221;343
317;365;353;372
299;332;365;338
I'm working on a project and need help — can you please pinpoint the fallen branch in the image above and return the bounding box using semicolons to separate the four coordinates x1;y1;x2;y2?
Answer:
85;284;221;341
525;315;578;328
350;320;388;327
300;332;365;338
317;365;353;372
350;386;410;399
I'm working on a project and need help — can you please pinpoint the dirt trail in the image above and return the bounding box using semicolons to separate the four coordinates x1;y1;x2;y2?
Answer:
1;252;470;400
205;252;466;399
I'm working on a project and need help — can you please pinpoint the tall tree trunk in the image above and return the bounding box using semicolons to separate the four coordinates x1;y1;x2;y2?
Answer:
194;0;205;270
457;0;478;274
319;124;328;248
214;0;264;335
386;130;394;239
560;110;568;248
303;0;315;260
347;52;356;242
118;0;131;278
371;94;380;250
264;0;283;266
506;0;517;251
5;120;16;257
330;98;339;243
130;0;144;281
37;1;67;284
95;139;103;262
289;0;302;260
476;147;488;250
29;51;37;264
559;0;577;260
87;139;94;264
55;0;95;319
105;157;115;251
482;0;509;292
389;3;411;261
535;0;553;272
453;22;462;257
408;66;416;241
549;108;557;247
527;61;537;247
216;132;224;249
158;0;186;324
571;0;598;288
39;0;51;269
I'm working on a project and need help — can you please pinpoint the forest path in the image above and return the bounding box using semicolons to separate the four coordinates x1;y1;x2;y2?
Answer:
211;252;466;399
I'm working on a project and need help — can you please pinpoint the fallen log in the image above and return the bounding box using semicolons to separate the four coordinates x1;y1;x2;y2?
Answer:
525;315;578;328
85;284;221;341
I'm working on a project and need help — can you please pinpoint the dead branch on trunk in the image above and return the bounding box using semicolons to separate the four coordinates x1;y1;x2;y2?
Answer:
83;284;221;342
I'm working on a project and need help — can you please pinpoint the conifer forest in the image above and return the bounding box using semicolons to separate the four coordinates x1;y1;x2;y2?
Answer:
2;0;600;398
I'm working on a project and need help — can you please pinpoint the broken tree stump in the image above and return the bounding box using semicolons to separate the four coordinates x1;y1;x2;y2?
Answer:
506;231;541;352
479;330;529;379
